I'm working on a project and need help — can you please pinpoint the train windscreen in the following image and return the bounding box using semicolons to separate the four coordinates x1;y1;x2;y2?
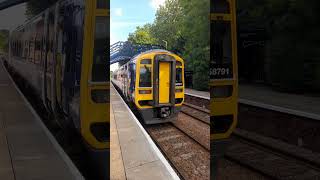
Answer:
91;16;109;82
139;65;152;87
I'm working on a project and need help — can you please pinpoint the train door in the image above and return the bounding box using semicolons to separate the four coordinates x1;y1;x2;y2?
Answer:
154;54;176;106
159;62;170;103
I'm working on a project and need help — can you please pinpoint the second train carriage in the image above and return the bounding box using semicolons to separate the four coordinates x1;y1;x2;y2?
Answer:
210;0;238;141
111;44;185;124
8;0;109;179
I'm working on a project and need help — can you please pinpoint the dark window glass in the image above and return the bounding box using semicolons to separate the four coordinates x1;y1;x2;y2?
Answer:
210;21;233;79
176;61;182;66
97;0;108;9
211;0;230;13
141;59;151;64
176;68;183;86
92;16;109;82
139;65;152;87
211;21;232;64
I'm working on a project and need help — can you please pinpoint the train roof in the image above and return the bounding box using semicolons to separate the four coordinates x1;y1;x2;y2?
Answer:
110;41;167;64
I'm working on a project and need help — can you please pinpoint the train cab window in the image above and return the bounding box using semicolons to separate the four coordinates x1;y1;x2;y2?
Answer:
91;16;109;82
141;59;151;64
176;68;183;86
139;65;152;87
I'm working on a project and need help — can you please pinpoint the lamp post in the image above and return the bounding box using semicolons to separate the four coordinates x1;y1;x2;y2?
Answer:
162;40;168;50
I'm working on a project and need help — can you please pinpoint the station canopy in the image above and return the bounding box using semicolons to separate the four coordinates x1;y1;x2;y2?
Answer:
0;0;26;11
110;41;164;64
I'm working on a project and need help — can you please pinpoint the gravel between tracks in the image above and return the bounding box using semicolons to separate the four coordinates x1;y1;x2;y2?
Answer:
147;124;210;180
174;113;210;150
216;158;271;180
226;136;320;180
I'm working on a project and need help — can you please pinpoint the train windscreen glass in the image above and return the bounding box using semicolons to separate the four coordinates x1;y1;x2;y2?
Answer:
91;16;109;82
176;68;183;86
210;21;233;80
139;65;152;87
97;0;108;9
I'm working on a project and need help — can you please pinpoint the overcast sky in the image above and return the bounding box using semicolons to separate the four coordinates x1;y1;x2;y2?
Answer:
0;2;26;31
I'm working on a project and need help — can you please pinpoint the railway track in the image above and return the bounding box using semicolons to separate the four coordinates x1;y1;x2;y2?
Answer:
113;87;210;180
184;93;210;110
145;94;211;180
146;97;210;180
147;123;210;180
186;92;320;179
181;102;210;124
226;130;320;180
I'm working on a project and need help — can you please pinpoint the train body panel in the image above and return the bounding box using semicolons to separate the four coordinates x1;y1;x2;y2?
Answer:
112;49;184;124
210;0;238;141
8;0;109;178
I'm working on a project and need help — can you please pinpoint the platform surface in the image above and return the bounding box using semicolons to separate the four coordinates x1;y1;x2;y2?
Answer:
185;88;209;99
0;62;80;180
110;85;176;180
186;85;320;116
239;84;320;116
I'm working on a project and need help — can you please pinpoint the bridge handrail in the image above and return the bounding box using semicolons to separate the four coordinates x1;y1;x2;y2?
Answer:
110;41;165;64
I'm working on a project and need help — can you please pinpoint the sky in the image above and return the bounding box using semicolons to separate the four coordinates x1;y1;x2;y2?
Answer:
110;0;165;71
110;0;165;44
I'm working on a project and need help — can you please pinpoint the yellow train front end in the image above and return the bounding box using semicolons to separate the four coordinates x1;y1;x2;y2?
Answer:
210;0;238;148
134;50;184;124
80;0;109;179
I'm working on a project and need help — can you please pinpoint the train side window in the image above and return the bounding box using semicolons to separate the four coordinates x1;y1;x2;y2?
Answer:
91;16;109;82
97;0;108;9
139;65;152;87
176;68;183;86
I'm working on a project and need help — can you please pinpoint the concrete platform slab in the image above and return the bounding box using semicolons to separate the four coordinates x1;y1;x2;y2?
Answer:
185;88;209;99
0;62;83;180
110;84;179;180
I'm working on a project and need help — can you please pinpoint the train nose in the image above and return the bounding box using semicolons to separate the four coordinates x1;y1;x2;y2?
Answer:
160;107;171;118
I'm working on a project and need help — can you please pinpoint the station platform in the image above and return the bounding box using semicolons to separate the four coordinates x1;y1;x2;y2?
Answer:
185;88;209;99
239;84;320;118
110;84;179;180
0;62;82;180
186;85;320;119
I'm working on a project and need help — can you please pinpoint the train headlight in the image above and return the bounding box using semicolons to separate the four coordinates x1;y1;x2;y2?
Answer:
139;90;152;94
175;89;183;93
138;100;153;106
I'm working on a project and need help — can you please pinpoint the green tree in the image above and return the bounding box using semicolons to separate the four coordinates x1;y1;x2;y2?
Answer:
0;30;9;53
128;24;156;44
127;0;210;90
238;0;320;92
